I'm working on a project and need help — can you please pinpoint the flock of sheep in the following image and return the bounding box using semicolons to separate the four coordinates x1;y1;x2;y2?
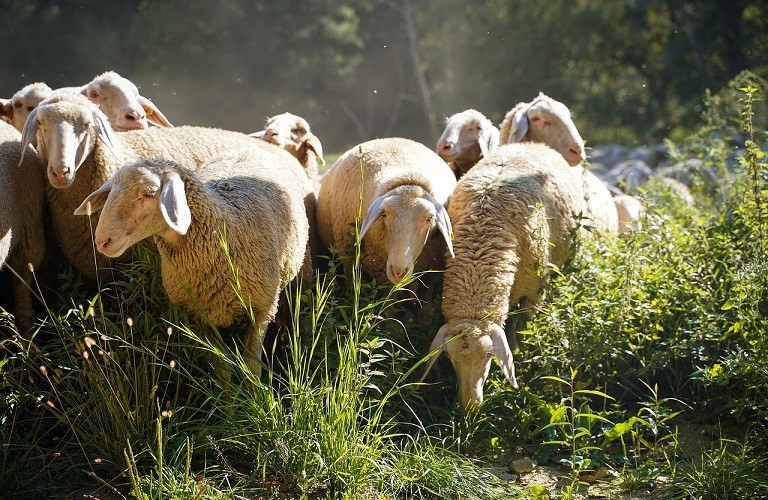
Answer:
1;71;651;410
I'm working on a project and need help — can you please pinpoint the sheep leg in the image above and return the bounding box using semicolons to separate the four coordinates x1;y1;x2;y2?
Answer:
243;321;268;381
9;259;36;337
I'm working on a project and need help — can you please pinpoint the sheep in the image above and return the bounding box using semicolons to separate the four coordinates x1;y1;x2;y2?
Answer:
250;112;325;182
0;121;45;335
316;137;455;286
499;92;586;166
423;143;584;410
75;71;173;131
436;109;499;179
613;194;644;234
249;112;325;272
1;71;172;133
0;82;53;132
20;91;277;280
74;149;313;379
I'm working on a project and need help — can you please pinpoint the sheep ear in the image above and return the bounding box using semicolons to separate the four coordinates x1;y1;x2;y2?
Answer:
160;171;192;234
92;111;123;163
489;323;519;389
0;99;11;122
359;193;389;240
138;95;174;128
479;125;500;158
19;108;40;166
509;107;529;143
424;192;454;258
305;132;326;166
249;130;266;139
420;324;450;382
74;180;113;215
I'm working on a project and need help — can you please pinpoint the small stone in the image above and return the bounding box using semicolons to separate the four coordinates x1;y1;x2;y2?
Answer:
509;457;537;474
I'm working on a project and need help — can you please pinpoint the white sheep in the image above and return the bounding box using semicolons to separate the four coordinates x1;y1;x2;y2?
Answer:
316;137;455;285
613;194;645;234
75;71;173;131
499;92;586;166
497;93;619;233
74;149;312;379
1;71;172;133
0;82;53;132
436;109;499;179
0;121;45;334
20;91;275;279
423;143;584;410
250;112;325;182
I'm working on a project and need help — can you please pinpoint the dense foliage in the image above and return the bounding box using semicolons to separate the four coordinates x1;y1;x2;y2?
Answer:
0;0;766;151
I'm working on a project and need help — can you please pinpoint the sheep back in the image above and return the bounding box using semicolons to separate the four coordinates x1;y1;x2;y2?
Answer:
442;143;582;324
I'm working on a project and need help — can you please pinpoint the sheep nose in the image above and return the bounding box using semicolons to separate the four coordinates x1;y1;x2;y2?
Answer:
97;236;112;252
437;140;454;155
125;109;146;122
388;265;408;283
263;129;278;142
51;167;71;179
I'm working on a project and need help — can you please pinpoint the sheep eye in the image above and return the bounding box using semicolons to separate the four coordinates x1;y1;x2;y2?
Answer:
89;91;99;99
379;210;387;218
14;102;23;109
142;189;156;198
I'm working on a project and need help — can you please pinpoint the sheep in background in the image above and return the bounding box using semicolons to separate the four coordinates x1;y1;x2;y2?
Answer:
0;82;53;132
20;91;276;280
499;92;586;166
250;112;325;182
0;121;45;335
316;137;455;286
436;109;499;180
613;194;645;234
76;71;173;131
75;150;311;379
423;143;584;410
1;71;172;133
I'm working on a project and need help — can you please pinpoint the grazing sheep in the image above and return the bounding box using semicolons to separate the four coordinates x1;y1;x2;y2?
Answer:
423;143;584;410
316;137;455;285
436;109;499;179
499;92;586;166
250;112;325;182
0;121;45;334
0;82;53;132
20;92;274;279
74;149;312;379
1;71;172;133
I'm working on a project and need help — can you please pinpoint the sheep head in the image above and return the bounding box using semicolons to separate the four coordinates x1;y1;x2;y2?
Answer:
359;185;453;284
436;109;499;176
501;93;585;166
423;319;518;411
74;159;191;257
1;82;53;132
255;112;325;166
20;92;122;188
82;71;173;130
